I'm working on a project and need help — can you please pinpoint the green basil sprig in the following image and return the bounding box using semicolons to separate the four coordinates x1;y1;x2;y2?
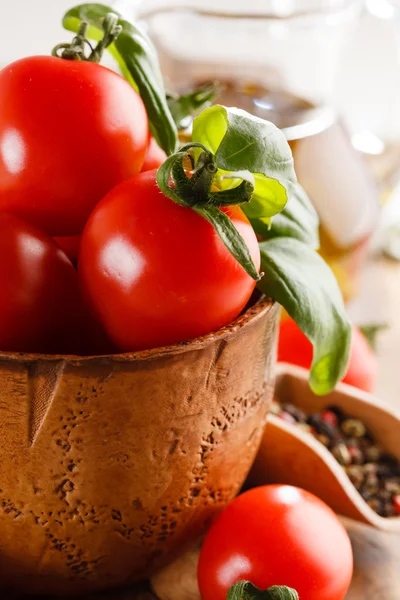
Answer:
158;104;351;394
193;105;296;219
62;3;177;155
258;237;351;395
253;182;320;250
227;580;299;600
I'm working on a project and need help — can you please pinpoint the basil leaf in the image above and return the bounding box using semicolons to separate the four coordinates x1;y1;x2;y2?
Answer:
227;581;299;600
193;205;260;281
63;3;177;155
192;105;296;218
251;183;320;250
258;237;351;394
167;82;219;130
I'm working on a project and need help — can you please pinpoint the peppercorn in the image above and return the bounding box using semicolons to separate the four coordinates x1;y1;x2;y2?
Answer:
346;465;364;489
382;502;396;517
321;409;338;428
383;479;400;496
307;414;338;439
366;498;383;514
331;443;351;466
361;489;373;501
325;405;345;423
363;463;378;476
273;399;400;519
347;445;364;466
377;463;393;479
281;403;306;423
364;445;381;463
341;418;366;438
363;473;379;495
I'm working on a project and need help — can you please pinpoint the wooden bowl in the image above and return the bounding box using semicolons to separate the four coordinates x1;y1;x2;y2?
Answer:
0;295;279;595
249;364;400;532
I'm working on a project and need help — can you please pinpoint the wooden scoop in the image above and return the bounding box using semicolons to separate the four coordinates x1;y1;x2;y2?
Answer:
248;363;400;532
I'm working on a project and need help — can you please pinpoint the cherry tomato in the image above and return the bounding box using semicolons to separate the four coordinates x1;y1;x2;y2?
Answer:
0;56;148;236
79;169;260;352
198;485;353;600
54;235;81;266
141;135;167;171
0;213;84;353
278;318;377;392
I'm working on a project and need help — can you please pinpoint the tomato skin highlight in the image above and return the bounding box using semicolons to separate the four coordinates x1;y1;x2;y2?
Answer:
141;136;167;171
198;485;353;600
278;318;377;392
79;169;260;352
0;213;84;354
0;56;148;236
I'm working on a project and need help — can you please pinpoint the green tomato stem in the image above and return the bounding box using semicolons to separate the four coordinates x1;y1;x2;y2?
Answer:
227;581;299;600
52;12;121;62
156;148;260;281
89;13;122;63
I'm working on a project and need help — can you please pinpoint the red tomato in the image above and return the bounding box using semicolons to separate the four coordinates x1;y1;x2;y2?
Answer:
141;136;167;171
198;485;353;600
0;56;148;236
54;235;81;266
79;169;260;351
278;318;377;392
0;213;84;353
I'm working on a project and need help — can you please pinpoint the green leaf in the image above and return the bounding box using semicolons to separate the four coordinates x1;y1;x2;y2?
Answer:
251;182;320;250
193;205;260;281
258;237;351;394
167;82;219;129
62;3;177;155
192;105;297;219
227;581;299;600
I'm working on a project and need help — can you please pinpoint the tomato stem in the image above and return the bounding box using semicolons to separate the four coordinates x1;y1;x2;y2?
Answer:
52;21;91;60
191;152;217;202
156;147;261;281
89;13;122;63
52;12;122;62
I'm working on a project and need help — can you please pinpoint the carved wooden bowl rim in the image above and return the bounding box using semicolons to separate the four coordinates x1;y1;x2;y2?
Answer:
0;294;274;364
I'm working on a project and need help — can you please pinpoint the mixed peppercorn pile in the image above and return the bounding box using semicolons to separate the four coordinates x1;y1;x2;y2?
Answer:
271;400;400;518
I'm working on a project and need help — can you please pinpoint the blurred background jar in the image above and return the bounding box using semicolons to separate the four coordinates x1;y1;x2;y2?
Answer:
135;0;380;301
